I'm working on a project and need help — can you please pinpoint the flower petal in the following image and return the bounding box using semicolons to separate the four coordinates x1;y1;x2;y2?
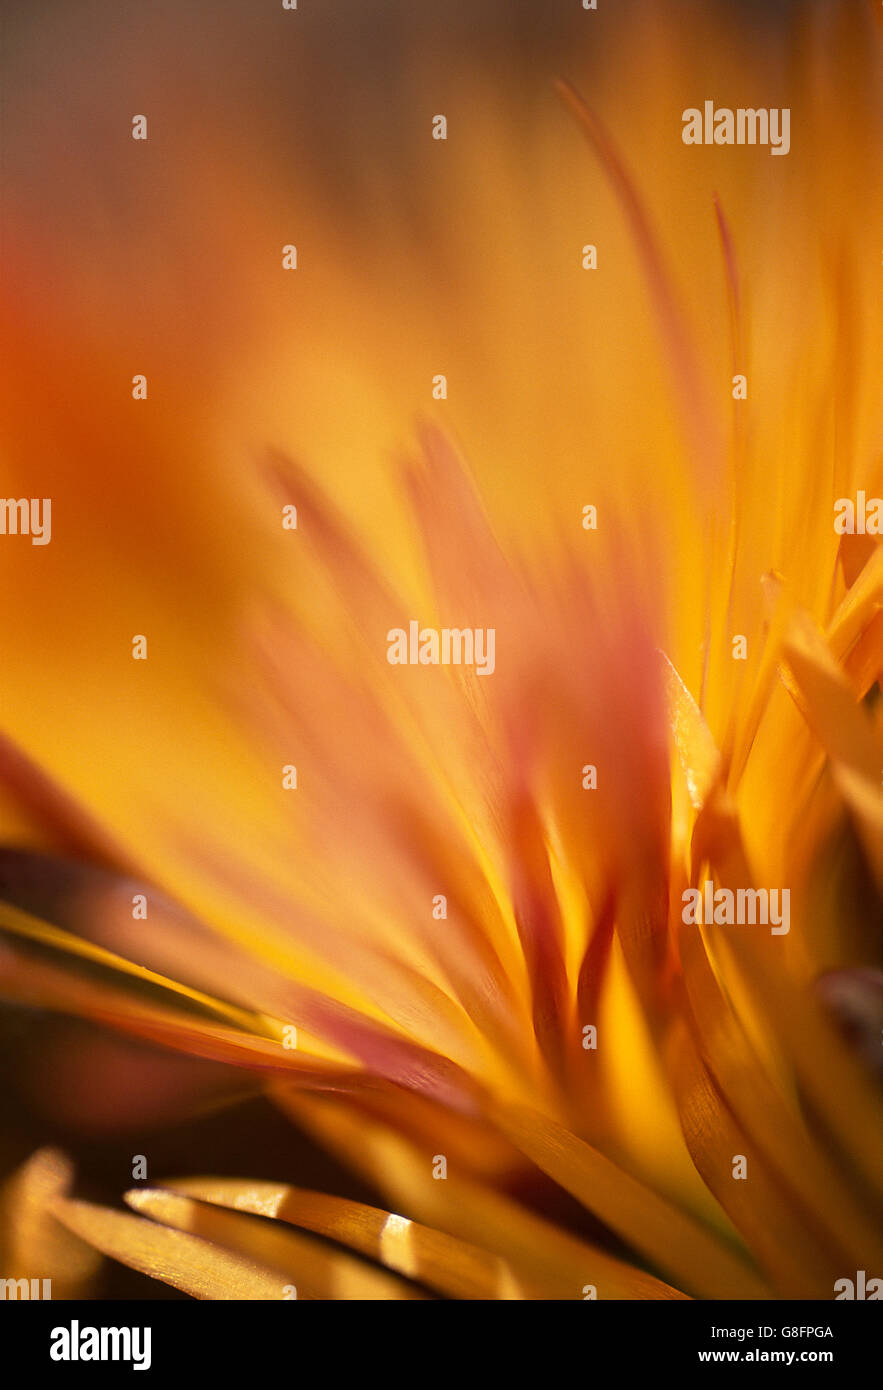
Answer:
124;1189;427;1299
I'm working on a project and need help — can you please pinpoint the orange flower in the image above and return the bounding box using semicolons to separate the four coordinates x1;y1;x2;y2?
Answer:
1;0;881;1300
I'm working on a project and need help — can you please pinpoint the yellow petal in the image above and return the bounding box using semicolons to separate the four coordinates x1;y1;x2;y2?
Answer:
156;1177;540;1299
125;1189;426;1300
490;1100;767;1299
279;1088;689;1300
52;1198;291;1300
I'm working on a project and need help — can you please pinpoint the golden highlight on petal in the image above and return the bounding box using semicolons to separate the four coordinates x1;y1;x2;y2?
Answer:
154;1177;541;1299
124;1190;427;1300
1;0;882;1305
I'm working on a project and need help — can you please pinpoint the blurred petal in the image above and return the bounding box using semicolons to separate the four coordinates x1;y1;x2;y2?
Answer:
0;1149;100;1299
52;1198;294;1301
491;1101;767;1299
